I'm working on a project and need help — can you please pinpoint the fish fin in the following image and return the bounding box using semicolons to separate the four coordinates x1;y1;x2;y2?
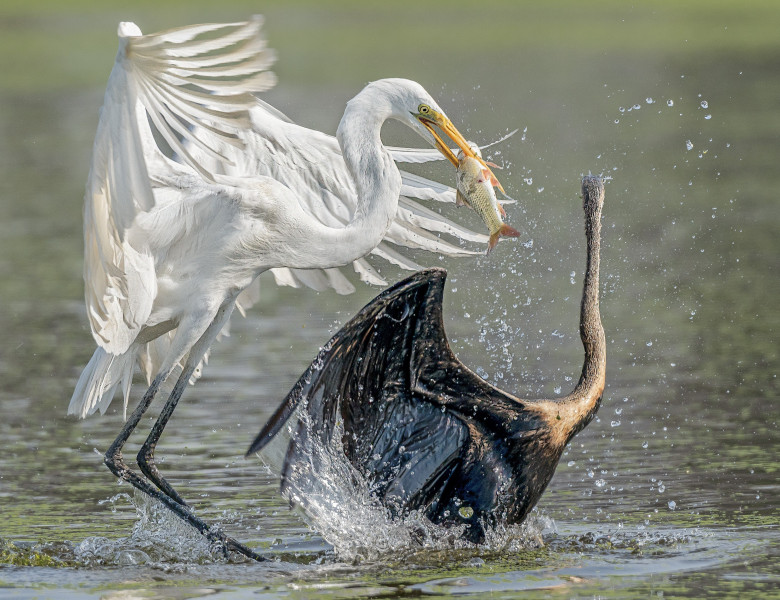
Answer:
482;166;505;193
455;189;472;209
486;224;521;255
487;232;500;254
486;161;501;169
497;201;507;218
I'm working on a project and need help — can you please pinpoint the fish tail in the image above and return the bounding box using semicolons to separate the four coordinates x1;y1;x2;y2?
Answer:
486;224;521;255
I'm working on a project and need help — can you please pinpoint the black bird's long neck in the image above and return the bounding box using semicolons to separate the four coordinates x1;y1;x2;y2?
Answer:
557;176;606;439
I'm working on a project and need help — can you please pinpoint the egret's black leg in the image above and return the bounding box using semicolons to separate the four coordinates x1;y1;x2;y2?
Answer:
126;303;261;561
103;368;266;562
104;372;166;485
134;302;234;505
106;458;266;561
136;365;195;506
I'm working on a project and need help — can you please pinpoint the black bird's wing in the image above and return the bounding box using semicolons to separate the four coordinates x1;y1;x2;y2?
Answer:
248;269;545;526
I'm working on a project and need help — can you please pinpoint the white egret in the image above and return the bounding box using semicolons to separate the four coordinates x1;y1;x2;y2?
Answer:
68;17;499;560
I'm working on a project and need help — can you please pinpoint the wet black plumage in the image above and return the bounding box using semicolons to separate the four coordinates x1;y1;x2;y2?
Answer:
249;176;606;543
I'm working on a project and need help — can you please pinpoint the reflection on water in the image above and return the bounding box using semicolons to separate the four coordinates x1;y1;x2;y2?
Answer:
1;1;778;598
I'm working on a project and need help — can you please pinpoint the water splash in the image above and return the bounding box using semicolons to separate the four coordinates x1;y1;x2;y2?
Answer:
261;406;548;562
74;491;222;567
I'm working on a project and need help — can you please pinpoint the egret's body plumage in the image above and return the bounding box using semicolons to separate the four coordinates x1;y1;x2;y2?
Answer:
69;17;492;559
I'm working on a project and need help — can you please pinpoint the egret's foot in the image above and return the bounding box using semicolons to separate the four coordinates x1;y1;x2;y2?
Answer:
105;448;264;563
206;528;266;562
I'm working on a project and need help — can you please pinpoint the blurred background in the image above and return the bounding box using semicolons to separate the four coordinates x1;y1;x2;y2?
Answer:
0;0;777;597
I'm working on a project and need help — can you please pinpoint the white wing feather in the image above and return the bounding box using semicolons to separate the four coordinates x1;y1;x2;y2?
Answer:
74;18;277;414
185;100;489;306
83;18;275;357
79;16;499;411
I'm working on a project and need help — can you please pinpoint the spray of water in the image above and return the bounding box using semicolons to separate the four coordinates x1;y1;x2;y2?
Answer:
259;403;550;562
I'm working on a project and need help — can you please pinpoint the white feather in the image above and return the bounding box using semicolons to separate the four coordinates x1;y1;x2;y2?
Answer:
72;18;501;420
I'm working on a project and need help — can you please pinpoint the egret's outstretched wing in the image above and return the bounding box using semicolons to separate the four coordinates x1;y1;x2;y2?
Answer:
189;101;488;297
84;18;275;356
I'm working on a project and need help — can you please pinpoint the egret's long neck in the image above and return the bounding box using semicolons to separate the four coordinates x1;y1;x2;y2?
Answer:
339;103;401;238
286;98;401;270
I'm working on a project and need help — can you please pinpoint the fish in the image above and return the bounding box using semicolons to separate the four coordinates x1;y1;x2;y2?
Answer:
456;144;520;253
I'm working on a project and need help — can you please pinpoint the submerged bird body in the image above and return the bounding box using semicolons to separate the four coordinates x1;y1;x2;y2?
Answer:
455;146;519;253
249;176;606;544
69;17;496;559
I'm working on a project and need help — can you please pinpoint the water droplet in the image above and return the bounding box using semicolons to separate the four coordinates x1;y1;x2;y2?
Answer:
704;114;712;120
667;99;674;107
658;483;666;493
700;100;709;108
668;500;677;510
646;97;654;104
685;140;694;151
642;441;649;449
646;341;653;347
611;420;621;427
595;479;606;488
567;460;576;467
587;470;594;478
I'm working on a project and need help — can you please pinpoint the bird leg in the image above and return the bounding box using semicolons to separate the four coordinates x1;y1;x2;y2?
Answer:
134;302;234;505
129;303;264;562
104;359;265;562
107;449;265;561
136;365;195;506
104;371;167;482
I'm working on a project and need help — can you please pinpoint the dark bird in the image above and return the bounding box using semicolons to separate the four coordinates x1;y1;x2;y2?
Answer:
248;176;607;544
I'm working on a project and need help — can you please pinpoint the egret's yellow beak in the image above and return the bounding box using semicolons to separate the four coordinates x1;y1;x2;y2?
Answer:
417;109;505;194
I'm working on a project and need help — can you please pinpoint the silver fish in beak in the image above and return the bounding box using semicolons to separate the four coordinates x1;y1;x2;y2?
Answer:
456;143;519;254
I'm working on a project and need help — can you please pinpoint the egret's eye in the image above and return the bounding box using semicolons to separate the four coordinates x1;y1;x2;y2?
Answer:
418;104;432;116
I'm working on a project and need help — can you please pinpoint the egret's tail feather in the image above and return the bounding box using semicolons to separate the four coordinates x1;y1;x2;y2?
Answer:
69;347;135;420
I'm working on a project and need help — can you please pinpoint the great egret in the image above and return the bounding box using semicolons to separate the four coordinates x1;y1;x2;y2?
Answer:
249;176;606;544
68;17;500;560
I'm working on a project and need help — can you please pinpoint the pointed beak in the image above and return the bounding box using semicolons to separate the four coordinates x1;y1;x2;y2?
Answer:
417;110;505;194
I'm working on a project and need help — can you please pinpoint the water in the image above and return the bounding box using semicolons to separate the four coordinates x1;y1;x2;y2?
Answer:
1;1;778;597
